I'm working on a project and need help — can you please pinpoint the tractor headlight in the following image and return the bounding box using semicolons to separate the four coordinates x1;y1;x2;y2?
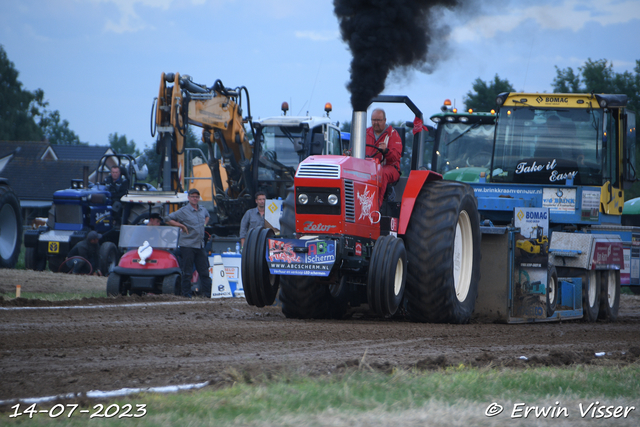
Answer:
328;194;338;205
298;193;308;204
446;116;455;122
459;116;469;123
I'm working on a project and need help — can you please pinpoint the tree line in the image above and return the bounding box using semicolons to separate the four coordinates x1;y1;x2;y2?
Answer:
2;44;639;187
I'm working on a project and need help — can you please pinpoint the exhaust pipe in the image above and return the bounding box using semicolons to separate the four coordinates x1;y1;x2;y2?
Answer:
351;111;367;159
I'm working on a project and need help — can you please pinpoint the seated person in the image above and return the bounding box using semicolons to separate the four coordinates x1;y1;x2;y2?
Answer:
147;212;162;226
104;165;129;223
366;108;402;206
66;231;101;275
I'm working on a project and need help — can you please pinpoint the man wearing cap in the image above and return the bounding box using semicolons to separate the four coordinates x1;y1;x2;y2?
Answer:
66;230;102;275
165;188;212;298
147;212;162;227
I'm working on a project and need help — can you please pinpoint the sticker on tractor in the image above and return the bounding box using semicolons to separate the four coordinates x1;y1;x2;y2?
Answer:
542;188;576;212
48;242;60;254
266;238;336;276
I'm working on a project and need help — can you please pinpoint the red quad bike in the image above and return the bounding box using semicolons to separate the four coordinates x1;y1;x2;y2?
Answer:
242;96;482;323
107;225;183;296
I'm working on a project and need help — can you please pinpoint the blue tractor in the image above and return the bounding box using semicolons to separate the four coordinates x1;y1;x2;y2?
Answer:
429;92;637;323
24;154;153;275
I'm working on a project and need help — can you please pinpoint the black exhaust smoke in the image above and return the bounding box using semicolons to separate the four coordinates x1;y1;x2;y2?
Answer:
334;0;461;110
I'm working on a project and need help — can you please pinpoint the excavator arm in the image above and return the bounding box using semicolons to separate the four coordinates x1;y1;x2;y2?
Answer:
152;72;255;232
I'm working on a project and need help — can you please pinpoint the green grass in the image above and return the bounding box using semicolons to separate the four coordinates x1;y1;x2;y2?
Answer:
4;365;639;426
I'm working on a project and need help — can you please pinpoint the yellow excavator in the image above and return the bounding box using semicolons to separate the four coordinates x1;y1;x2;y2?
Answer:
151;72;345;236
152;72;254;231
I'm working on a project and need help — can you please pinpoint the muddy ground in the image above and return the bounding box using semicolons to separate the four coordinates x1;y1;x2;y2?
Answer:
1;269;639;404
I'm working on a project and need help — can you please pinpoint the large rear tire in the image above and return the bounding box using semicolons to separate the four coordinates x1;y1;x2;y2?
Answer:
405;180;481;324
367;235;406;317
582;270;600;322
241;227;279;307
598;269;620;321
0;185;22;269
162;273;181;295
99;242;120;277
25;247;46;271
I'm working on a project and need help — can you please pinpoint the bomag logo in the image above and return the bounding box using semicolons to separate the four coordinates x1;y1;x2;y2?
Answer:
536;96;569;104
517;210;525;221
526;211;548;220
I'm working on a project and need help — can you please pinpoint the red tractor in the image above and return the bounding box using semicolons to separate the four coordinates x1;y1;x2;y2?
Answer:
242;96;482;323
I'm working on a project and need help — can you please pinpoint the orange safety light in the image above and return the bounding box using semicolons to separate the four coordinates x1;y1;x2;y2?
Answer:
325;102;332;114
444;99;452;106
452;108;458;113
490;109;496;115
468;108;473;114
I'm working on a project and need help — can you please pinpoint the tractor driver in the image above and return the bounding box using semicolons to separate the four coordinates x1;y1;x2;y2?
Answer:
366;108;402;206
104;165;130;224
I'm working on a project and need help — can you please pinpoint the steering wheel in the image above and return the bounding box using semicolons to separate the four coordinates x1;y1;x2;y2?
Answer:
365;144;384;158
466;151;491;168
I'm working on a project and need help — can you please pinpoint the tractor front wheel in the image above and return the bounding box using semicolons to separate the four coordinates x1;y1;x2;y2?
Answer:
404;180;481;323
367;235;407;317
242;227;279;307
99;242;120;277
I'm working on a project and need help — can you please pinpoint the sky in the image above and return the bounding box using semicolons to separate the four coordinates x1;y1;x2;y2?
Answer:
2;0;640;152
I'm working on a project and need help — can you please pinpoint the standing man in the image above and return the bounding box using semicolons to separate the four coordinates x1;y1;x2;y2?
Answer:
239;191;267;249
166;188;212;298
366;108;402;206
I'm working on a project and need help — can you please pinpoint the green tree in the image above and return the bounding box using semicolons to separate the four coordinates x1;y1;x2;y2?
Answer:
0;45;44;141
464;75;515;112
108;132;140;157
552;58;640;113
39;110;86;145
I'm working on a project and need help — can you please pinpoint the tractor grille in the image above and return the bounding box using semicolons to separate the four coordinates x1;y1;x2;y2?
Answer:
344;180;355;223
296;163;341;179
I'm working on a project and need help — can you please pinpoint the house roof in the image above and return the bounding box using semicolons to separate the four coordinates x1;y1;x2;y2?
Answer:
0;141;111;203
50;145;112;161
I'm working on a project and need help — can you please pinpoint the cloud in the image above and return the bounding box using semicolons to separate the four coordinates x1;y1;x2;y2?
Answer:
295;30;340;42
88;0;216;33
453;0;640;43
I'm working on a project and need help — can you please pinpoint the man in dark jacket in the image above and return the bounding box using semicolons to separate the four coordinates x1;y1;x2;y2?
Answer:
104;165;129;224
66;230;102;275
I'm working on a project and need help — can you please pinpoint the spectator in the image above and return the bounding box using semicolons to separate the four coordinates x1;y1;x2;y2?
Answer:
239;191;266;249
366;108;402;206
165;188;212;298
66;231;102;275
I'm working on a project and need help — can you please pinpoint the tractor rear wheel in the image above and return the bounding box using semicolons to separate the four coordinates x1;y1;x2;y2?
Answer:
367;235;407;317
99;242;120;277
25;247;46;271
546;264;558;316
107;273;124;296
242;227;279;307
404;180;481;323
598;269;620;321
581;270;600;322
162;273;181;295
0;184;22;268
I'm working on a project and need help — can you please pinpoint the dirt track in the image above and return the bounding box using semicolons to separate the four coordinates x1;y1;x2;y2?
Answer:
1;269;639;404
